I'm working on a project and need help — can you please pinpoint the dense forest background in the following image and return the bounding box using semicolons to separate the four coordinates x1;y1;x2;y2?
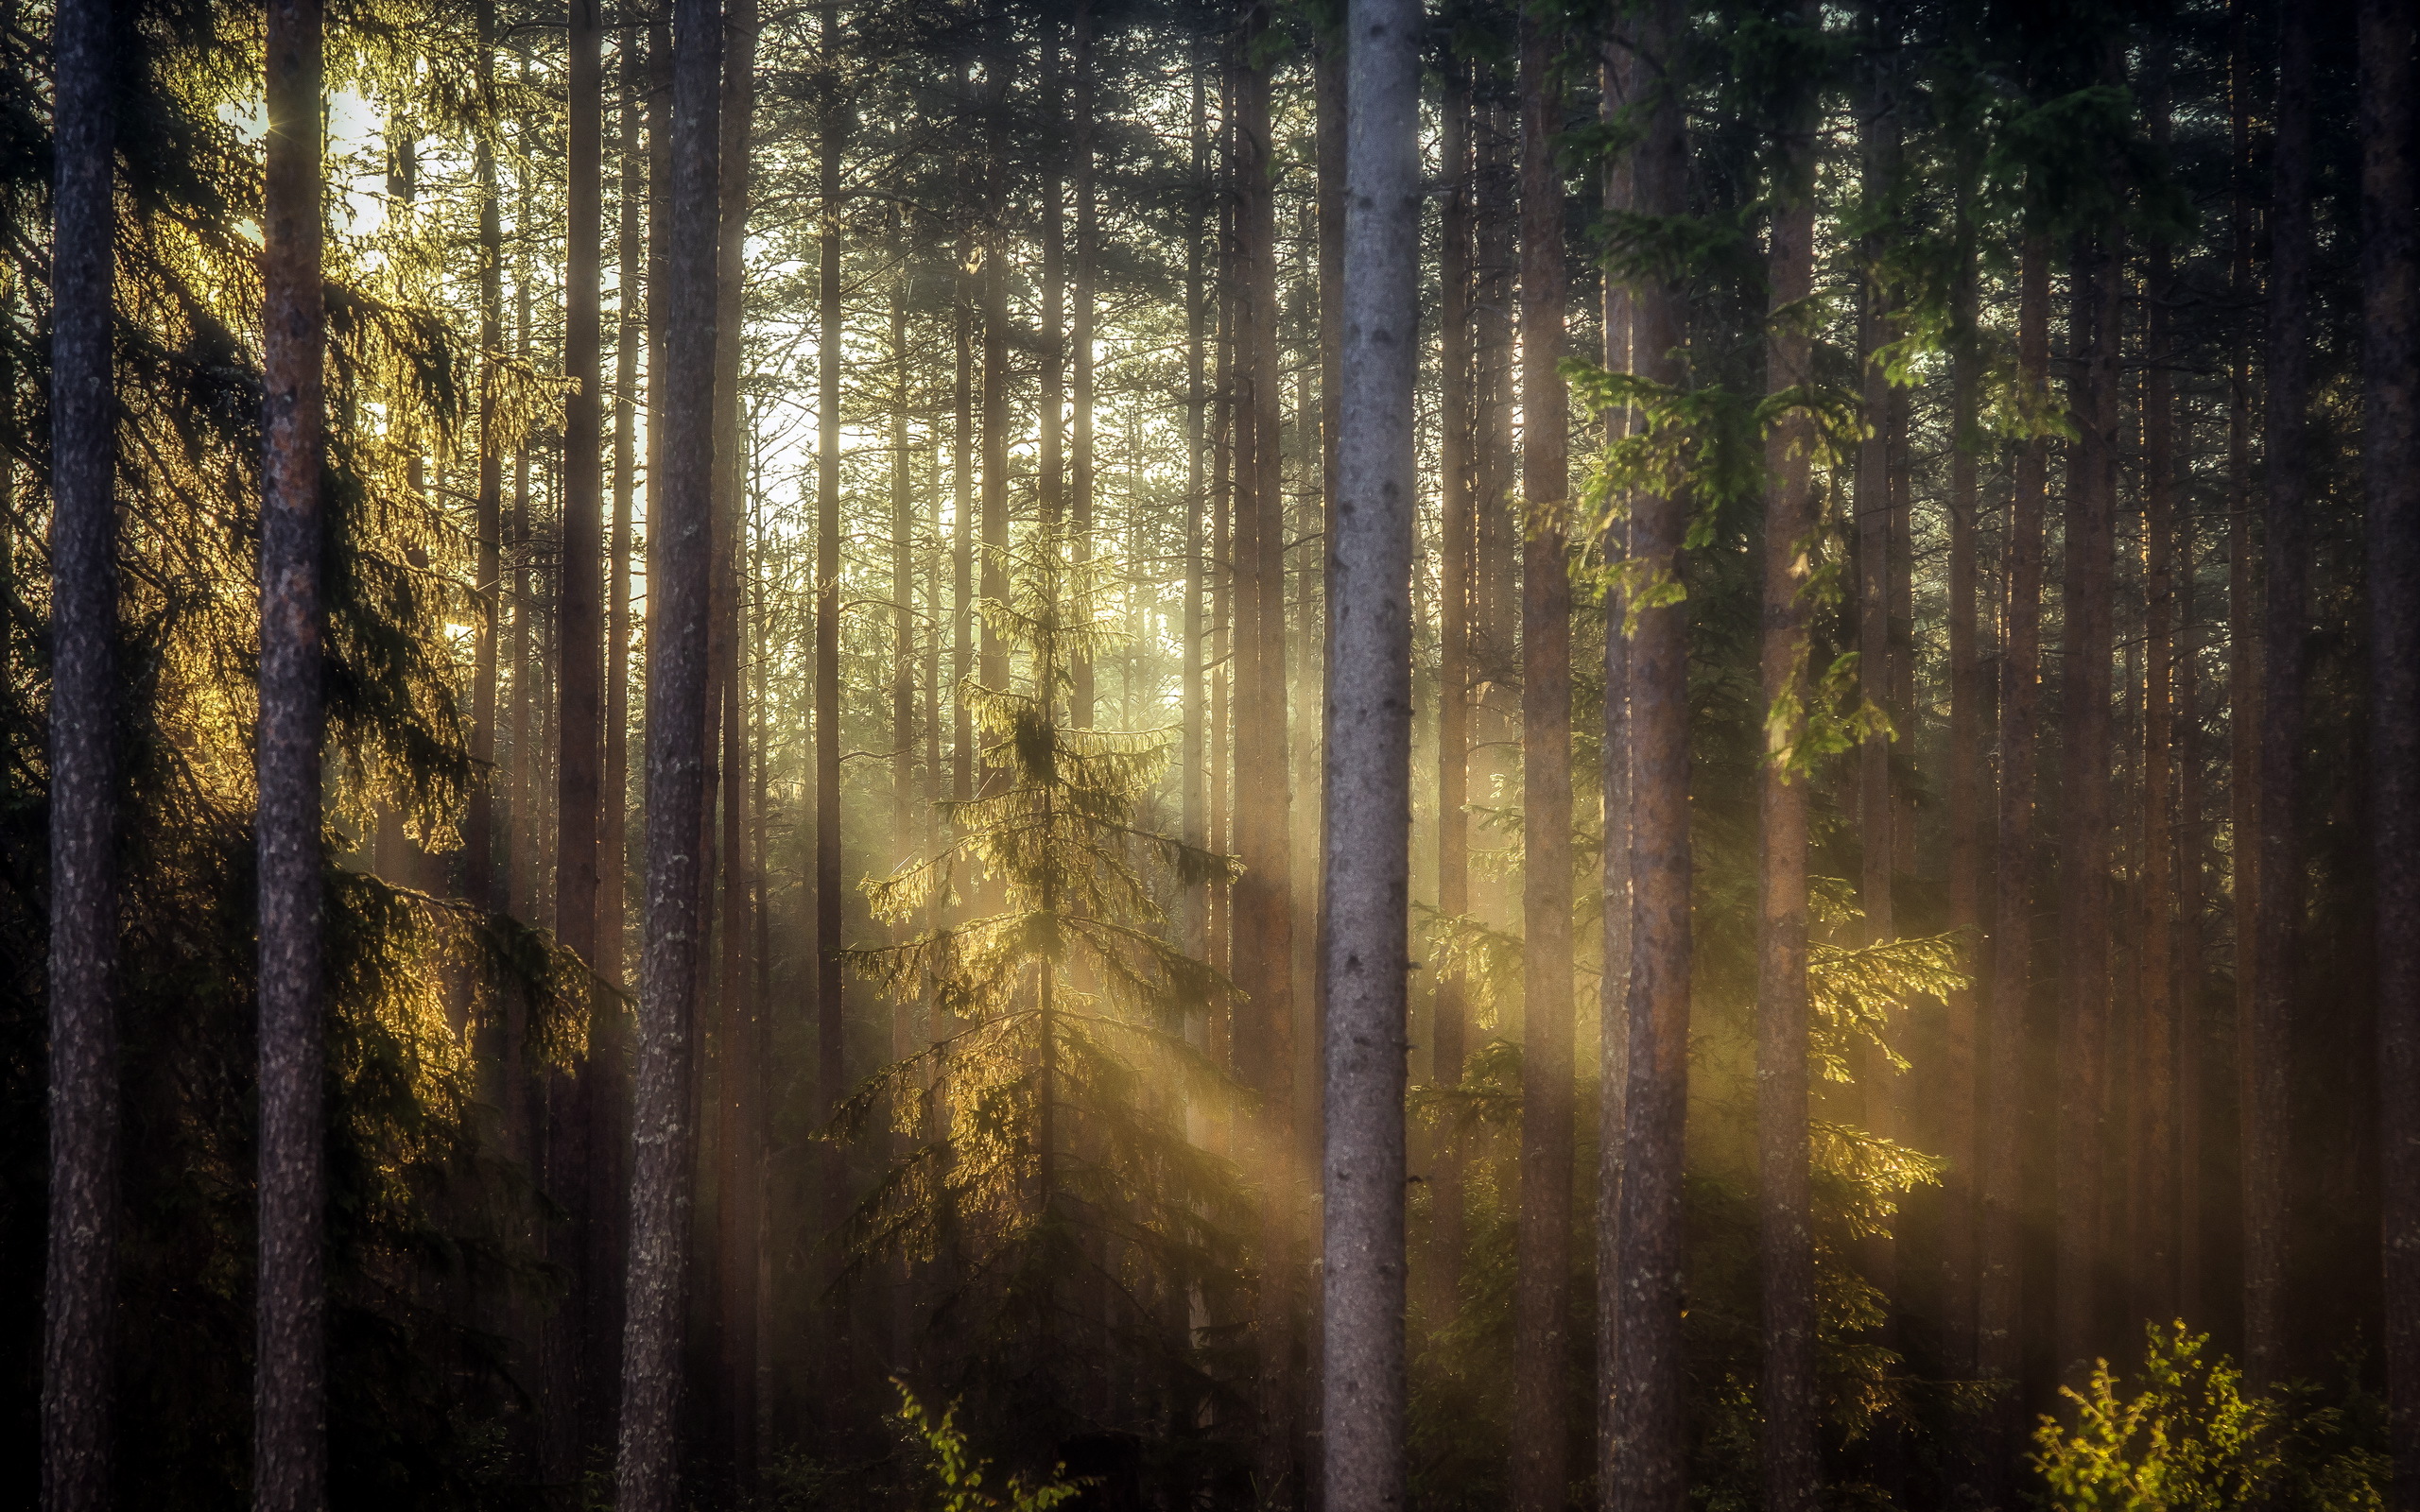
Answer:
4;0;2417;1508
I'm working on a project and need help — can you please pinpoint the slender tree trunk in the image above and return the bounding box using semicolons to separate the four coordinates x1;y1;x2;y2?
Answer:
1072;4;1098;727
1184;62;1208;954
468;0;505;915
1236;3;1300;1496
2362;0;2420;1498
1596;41;1637;1500
955;221;975;808
1510;17;1574;1512
1854;21;1900;1297
2056;207;2120;1383
615;0;720;1503
1610;8;1690;1507
256;0;329;1504
586;21;644;1451
1756;22;1820;1508
814;0;850;1294
1321;6;1420;1504
1942;103;1983;1385
1432;58;1475;1321
2176;437;2205;1334
2245;6;2311;1392
43;0;118;1502
1979;228;2048;1488
711;0;759;1478
2135;69;2178;1333
546;0;607;1480
2225;0;2261;1372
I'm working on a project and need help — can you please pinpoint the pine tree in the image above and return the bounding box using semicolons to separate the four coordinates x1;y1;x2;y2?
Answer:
842;526;1244;1442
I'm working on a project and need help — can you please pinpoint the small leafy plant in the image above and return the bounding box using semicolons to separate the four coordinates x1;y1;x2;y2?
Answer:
893;1381;1088;1512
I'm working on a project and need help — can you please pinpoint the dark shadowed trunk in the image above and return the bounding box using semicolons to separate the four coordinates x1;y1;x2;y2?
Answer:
1979;227;2048;1491
1610;8;1690;1508
43;0;118;1502
1597;39;1637;1500
2363;0;2419;1499
615;0;719;1503
547;0;606;1481
1756;18;1820;1507
1235;1;1300;1495
467;0;504;915
814;0;849;1282
1431;59;1474;1322
1319;6;1420;1500
255;0;328;1503
1510;15;1573;1512
2056;203;2119;1383
2134;69;2178;1333
2243;1;2310;1394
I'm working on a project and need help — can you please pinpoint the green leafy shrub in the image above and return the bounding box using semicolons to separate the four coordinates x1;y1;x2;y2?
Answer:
2031;1324;2386;1512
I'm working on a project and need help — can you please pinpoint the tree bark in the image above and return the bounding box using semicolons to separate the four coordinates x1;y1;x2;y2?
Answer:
815;0;849;1285
1319;6;1421;1499
1235;3;1301;1496
256;0;328;1503
2224;0;2261;1371
1756;20;1821;1508
2245;3;2311;1392
467;0;505;916
1072;4;1098;727
44;0;118;1501
1510;15;1573;1512
2362;0;2420;1499
1941;85;1983;1384
712;0;759;1476
1610;8;1690;1508
585;20;645;1452
615;0;719;1503
1431;57;1475;1322
1596;40;1637;1501
2134;68;2178;1334
1979;228;2048;1488
2056;211;2120;1384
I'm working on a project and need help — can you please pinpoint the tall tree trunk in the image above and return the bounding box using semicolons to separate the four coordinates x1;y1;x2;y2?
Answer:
2362;0;2420;1497
1473;97;1517;809
2245;5;2310;1392
1236;1;1300;1492
615;0;720;1503
1510;17;1573;1512
2175;436;2205;1334
1610;8;1690;1507
468;0;505;916
1432;57;1475;1321
1596;42;1637;1500
1941;86;1983;1385
256;0;328;1504
2057;208;2120;1383
711;0;760;1477
1980;226;2048;1485
2134;67;2178;1334
2224;0;2261;1371
1071;3;1098;727
1039;13;1065;535
814;0;849;1305
546;0;606;1479
955;219;975;808
1184;62;1208;954
1853;14;1900;1315
43;0;118;1501
1756;19;1821;1507
586;19;645;1451
1320;8;1421;1498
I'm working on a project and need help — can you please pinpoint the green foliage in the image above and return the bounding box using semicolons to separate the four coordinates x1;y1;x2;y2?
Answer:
893;1383;1090;1512
838;526;1250;1449
2031;1327;2389;1512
